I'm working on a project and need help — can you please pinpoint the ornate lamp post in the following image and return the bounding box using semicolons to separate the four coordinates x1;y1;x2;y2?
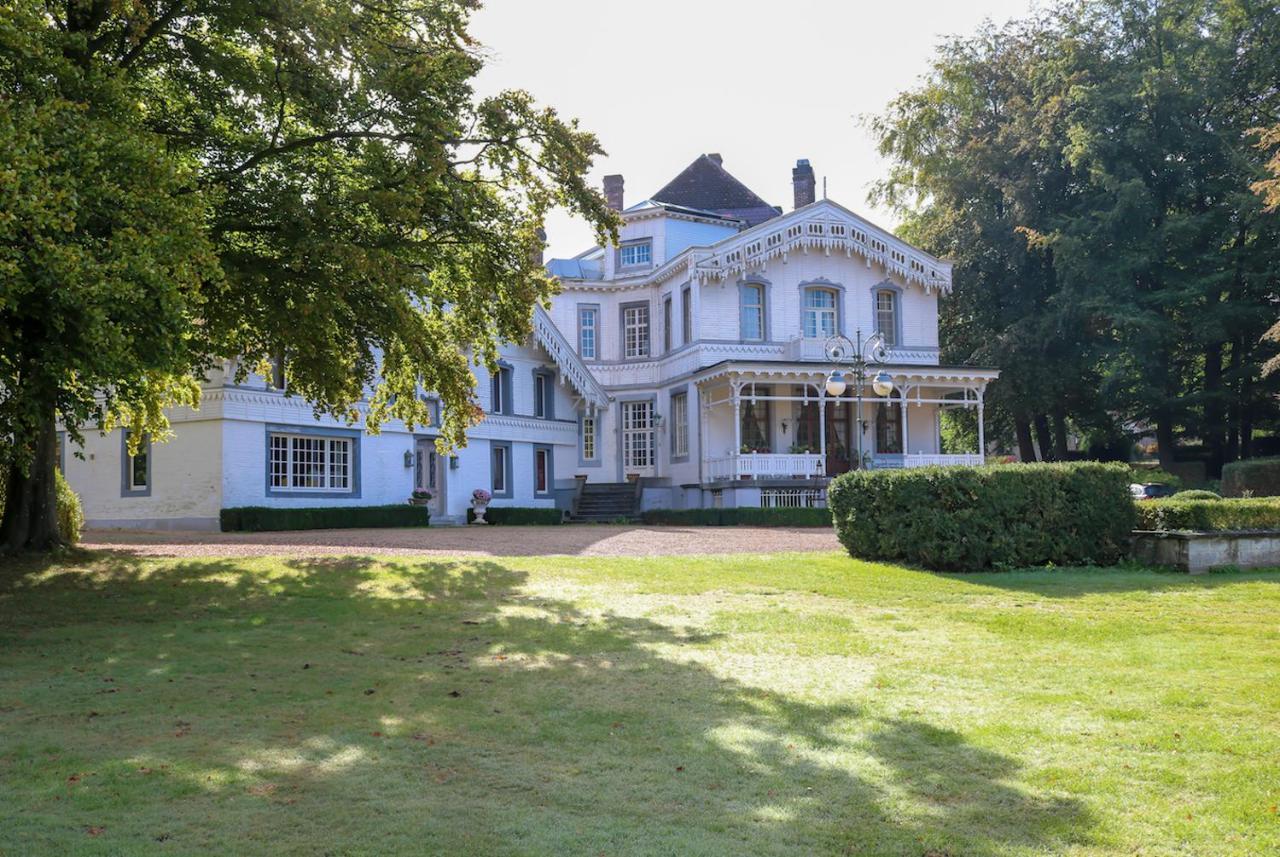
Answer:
823;331;894;470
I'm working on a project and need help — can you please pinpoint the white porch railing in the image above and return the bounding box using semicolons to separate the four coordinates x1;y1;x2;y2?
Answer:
871;453;985;468
707;453;826;481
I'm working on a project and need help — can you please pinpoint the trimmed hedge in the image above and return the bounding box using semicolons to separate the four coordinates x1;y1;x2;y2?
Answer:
640;507;832;527
1222;457;1280;498
828;462;1135;571
1135;498;1280;532
1170;490;1221;501
221;505;429;532
466;506;563;525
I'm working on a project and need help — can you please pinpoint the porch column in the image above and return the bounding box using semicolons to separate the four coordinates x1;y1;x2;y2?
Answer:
818;392;827;469
698;389;708;483
732;387;741;455
901;386;910;456
976;390;986;463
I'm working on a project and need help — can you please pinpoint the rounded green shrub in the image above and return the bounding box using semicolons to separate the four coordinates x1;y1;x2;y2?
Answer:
0;469;84;545
828;462;1136;572
1170;490;1221;501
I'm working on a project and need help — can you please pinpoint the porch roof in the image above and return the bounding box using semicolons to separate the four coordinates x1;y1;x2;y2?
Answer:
692;359;1000;388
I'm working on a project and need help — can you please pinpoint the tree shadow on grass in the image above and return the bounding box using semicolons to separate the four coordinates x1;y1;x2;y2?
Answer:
1;553;1090;856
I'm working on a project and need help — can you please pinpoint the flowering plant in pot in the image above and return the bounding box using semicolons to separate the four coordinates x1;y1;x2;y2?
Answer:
409;489;432;506
471;488;492;524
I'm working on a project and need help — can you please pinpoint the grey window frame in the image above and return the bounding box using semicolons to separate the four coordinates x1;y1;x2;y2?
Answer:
264;424;362;498
579;412;601;467
663;294;673;353
490;440;513;499
669;387;690;462
533;369;555;420
871;282;904;347
616;239;653;270
620;300;651;360
533;444;553;496
489;363;513;415
799;281;846;339
577;303;600;360
738;278;769;342
681;285;693;344
120;430;151;497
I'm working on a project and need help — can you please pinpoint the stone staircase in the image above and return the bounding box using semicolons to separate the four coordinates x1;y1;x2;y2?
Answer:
569;481;641;523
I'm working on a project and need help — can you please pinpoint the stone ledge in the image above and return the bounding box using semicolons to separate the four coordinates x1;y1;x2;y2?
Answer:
1131;529;1280;574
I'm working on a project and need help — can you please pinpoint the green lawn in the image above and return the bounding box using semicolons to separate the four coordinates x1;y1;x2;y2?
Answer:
1;550;1277;856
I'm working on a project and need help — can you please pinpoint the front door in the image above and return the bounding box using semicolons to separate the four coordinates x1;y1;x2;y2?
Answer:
621;400;655;476
415;439;444;515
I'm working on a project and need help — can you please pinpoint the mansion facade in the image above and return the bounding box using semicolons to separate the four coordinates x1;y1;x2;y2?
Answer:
63;154;997;529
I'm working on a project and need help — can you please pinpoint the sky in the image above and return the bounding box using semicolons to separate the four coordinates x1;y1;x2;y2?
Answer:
470;0;1036;260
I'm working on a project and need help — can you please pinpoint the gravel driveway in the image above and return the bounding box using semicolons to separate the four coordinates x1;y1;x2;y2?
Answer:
81;525;841;558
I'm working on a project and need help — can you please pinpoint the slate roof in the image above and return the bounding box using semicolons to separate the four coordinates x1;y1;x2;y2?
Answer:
650;154;782;227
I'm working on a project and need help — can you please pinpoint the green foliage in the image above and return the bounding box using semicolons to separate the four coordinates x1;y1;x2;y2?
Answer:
938;409;978;456
1129;466;1182;489
466;507;563;525
1135;498;1280;532
871;1;1280;468
0;469;84;545
1170;490;1222;501
828;462;1135;571
0;0;615;549
1221;457;1280;498
640;508;832;527
220;505;428;532
53;471;83;545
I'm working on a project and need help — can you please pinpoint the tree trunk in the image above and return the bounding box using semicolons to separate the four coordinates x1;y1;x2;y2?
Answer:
0;410;63;553
1014;414;1037;462
1051;408;1070;460
1033;414;1055;462
1203;342;1226;478
1155;410;1177;472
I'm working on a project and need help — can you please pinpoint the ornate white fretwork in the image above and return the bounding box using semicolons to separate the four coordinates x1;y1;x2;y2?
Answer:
531;305;611;411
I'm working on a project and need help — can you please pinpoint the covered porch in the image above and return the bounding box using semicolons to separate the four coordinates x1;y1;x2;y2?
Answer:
695;363;996;483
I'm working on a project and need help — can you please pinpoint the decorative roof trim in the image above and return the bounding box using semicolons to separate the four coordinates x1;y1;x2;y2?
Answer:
530;305;611;409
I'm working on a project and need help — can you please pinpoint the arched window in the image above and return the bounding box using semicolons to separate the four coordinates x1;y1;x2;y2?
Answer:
875;289;898;347
802;287;838;339
740;283;765;341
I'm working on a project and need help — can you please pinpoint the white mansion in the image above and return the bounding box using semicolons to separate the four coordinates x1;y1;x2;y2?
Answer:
63;154;998;529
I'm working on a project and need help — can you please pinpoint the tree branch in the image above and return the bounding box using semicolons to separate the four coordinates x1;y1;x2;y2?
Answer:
119;1;187;69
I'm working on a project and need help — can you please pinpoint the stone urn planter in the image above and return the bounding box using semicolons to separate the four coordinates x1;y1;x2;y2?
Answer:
409;491;432;507
470;488;492;524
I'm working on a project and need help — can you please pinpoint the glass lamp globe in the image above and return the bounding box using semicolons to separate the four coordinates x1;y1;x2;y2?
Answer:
825;370;847;398
872;371;894;397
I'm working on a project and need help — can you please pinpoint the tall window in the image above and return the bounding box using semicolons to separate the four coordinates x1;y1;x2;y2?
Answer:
534;447;551;494
672;392;689;458
123;431;150;494
269;433;352;491
876;395;904;454
490;366;511;414
740;283;765;341
578;306;598;359
534;372;551;419
663;295;673;353
619;240;652;268
582;415;597;461
269;353;287;390
803;288;838;339
491;443;509;494
740;386;771;452
875;289;897;347
622;401;654;469
623;304;650;359
681;286;692;344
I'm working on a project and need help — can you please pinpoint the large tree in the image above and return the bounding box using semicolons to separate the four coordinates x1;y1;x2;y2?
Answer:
0;0;616;551
872;0;1280;472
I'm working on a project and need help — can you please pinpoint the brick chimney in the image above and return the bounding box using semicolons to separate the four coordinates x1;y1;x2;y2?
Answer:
603;174;624;211
792;159;816;209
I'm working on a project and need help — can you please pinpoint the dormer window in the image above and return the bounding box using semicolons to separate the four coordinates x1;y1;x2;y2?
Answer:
618;240;652;269
875;289;898;347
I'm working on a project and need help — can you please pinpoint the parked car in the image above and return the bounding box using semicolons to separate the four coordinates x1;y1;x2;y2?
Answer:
1130;482;1177;500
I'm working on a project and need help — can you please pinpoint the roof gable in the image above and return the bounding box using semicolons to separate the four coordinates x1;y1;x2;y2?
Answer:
650;155;781;227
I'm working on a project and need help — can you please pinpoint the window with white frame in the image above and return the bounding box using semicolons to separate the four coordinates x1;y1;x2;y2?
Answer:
622;401;654;469
803;287;838;339
740;283;765;341
618;240;652;268
582;415;597;461
578;306;598;359
623;304;650;359
269;433;352;491
672;392;689;458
